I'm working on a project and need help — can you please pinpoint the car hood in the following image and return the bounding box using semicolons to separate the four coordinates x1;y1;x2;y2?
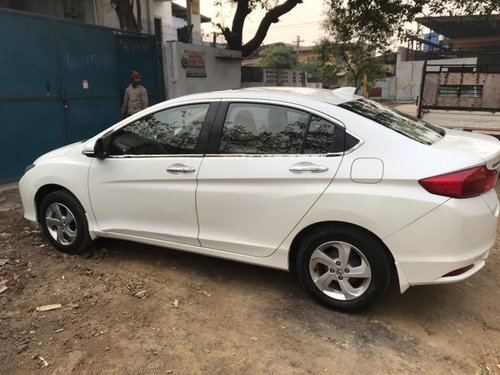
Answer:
433;130;500;171
35;141;82;163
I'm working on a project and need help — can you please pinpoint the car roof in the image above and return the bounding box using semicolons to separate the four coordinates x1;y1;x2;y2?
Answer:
166;87;361;107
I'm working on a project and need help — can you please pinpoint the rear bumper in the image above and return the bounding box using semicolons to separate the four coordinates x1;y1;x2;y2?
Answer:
385;189;498;292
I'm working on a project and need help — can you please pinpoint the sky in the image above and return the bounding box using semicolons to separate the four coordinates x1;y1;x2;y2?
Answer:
174;0;328;47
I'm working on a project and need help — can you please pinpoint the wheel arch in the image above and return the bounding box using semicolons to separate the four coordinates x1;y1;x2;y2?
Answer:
35;184;84;222
288;221;396;278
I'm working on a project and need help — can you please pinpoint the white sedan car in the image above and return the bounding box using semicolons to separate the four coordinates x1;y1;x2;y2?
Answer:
19;88;500;311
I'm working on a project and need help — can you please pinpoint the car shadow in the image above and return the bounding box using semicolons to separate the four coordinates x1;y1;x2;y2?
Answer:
92;237;298;293
89;237;485;323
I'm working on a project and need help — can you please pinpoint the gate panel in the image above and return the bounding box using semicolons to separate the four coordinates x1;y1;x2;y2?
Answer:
1;101;66;183
65;98;120;141
116;35;164;107
0;9;165;183
0;12;61;97
56;22;121;142
0;11;65;183
421;73;439;107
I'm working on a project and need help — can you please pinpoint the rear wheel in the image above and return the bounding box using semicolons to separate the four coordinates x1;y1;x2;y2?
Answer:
296;226;391;311
39;191;93;254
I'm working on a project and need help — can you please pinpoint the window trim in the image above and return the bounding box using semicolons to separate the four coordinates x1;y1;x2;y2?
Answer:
206;99;362;157
203;153;344;158
105;154;206;159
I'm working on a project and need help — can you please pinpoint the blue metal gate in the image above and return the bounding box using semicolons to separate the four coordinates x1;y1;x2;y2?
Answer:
0;9;165;183
116;34;165;110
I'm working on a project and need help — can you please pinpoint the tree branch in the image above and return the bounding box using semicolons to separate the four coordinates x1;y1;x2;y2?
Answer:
229;0;250;50
240;0;302;57
341;50;357;83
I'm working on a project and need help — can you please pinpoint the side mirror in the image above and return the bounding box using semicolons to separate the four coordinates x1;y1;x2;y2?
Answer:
83;137;110;159
94;137;110;159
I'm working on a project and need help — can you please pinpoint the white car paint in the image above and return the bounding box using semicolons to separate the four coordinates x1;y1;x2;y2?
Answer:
196;155;342;257
18;87;500;294
88;156;203;246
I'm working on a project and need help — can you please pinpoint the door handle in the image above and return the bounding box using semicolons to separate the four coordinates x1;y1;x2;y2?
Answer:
289;163;329;173
167;163;196;174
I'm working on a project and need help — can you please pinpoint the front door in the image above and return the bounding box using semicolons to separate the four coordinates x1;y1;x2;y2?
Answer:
88;102;214;246
196;102;346;257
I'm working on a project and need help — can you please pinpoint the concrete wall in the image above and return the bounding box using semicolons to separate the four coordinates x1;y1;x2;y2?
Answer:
370;77;396;100
94;0;119;28
395;48;477;101
241;67;306;87
152;1;202;44
395;60;423;101
164;42;241;99
152;0;177;41
306;82;323;88
153;0;172;22
188;0;202;45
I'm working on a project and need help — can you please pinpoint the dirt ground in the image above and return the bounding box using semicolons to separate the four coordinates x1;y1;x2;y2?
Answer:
0;186;499;375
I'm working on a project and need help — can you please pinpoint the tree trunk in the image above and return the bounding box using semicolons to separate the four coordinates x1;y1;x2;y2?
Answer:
112;0;140;32
228;0;250;50
136;0;142;31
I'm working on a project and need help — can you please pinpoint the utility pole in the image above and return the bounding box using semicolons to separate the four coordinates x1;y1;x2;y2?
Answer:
294;35;304;64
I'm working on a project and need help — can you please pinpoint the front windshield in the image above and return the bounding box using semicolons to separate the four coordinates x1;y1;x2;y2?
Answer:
338;98;445;145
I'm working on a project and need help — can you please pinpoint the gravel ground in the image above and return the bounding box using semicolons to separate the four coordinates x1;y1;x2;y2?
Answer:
0;186;499;374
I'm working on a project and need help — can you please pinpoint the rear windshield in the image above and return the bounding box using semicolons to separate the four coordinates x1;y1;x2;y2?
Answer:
338;98;445;145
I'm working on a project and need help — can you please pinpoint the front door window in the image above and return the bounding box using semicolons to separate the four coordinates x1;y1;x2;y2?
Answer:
110;103;210;156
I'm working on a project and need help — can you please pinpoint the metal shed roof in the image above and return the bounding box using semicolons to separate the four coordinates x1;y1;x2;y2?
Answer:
416;15;500;39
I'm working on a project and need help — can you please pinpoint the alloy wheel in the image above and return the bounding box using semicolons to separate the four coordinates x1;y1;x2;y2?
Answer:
309;241;372;300
45;203;78;246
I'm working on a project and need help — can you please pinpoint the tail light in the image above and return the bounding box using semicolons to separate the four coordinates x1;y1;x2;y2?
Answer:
419;166;498;198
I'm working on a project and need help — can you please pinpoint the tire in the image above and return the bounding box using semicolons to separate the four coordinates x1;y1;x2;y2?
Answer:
39;190;93;254
296;226;391;312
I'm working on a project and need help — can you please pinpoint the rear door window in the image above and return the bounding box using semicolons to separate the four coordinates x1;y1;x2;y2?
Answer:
218;103;352;155
338;98;444;145
219;103;308;154
303;116;337;154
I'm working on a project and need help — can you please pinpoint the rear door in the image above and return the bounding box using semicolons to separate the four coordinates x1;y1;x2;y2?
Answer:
196;101;346;257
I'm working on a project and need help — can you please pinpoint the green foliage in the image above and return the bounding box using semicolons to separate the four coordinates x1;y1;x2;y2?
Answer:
315;39;389;88
258;45;297;69
324;0;500;50
317;0;500;89
298;61;323;83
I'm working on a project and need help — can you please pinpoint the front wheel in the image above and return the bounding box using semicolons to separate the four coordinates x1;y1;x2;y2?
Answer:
39;191;93;254
296;226;391;311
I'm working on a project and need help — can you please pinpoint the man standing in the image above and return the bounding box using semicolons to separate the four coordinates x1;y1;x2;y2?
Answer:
121;70;149;118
